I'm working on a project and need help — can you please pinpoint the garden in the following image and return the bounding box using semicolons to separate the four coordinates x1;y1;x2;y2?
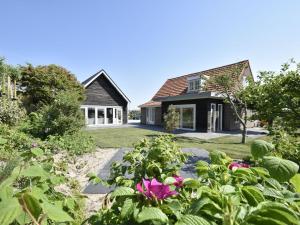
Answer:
0;57;299;225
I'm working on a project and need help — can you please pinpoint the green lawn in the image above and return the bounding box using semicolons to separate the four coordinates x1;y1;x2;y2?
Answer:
85;127;270;159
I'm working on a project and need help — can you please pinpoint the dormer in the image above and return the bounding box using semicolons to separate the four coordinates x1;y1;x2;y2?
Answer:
187;75;201;93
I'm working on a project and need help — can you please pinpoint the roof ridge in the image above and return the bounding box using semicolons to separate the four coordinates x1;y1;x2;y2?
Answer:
167;60;249;81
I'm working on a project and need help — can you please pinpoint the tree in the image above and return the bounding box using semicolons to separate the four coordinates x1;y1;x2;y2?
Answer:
129;110;141;120
210;68;251;144
20;64;84;112
0;57;21;99
23;91;84;139
164;105;180;133
245;60;300;133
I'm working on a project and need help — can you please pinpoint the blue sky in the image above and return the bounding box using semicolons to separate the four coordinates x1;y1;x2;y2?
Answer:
1;1;300;109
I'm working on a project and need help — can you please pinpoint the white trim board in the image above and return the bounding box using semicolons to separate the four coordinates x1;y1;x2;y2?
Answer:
83;70;131;103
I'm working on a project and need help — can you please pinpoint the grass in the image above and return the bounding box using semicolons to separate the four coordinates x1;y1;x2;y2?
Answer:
85;127;270;159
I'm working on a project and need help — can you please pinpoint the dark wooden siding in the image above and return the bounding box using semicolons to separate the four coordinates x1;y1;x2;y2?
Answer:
140;107;161;125
162;98;227;132
83;75;128;123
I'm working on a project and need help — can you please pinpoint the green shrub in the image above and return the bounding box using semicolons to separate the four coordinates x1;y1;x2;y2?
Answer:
164;105;180;133
251;139;274;159
270;125;300;167
47;132;95;155
0;138;84;225
0;98;25;126
105;135;188;187
88;139;300;225
22;91;84;139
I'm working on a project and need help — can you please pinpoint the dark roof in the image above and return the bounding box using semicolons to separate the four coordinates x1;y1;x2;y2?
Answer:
152;60;250;100
82;72;98;85
82;70;130;102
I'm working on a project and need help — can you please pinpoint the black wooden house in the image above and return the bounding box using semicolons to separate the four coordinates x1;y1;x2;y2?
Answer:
81;70;130;126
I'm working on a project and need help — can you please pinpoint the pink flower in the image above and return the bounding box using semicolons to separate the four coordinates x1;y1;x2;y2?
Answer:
173;175;184;187
31;143;38;148
229;162;250;171
136;178;178;200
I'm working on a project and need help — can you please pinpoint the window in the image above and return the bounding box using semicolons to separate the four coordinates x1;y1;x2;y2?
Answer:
188;78;201;92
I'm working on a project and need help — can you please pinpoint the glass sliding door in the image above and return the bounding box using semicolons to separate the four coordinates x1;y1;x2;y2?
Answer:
97;108;105;124
174;104;195;130
81;106;123;126
182;107;194;129
146;108;155;124
88;108;95;125
106;108;113;124
117;108;122;124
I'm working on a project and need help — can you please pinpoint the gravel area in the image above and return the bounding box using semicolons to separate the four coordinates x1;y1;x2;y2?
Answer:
54;148;118;213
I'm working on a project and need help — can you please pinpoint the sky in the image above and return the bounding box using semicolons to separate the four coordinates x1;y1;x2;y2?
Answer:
1;1;300;109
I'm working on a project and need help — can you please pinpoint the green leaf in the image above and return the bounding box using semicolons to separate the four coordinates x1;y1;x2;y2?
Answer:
0;197;22;225
136;207;168;224
31;147;44;157
0;137;8;145
176;214;210;225
245;202;299;225
164;177;177;185
250;167;270;177
21;165;48;179
21;193;42;220
110;187;135;198
42;202;73;222
241;186;265;206
121;198;134;219
251;140;274;159
183;178;201;189
262;156;299;182
290;174;300;193
15;212;31;225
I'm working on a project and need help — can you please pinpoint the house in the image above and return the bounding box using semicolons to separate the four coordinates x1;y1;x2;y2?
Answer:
81;70;130;126
139;60;253;132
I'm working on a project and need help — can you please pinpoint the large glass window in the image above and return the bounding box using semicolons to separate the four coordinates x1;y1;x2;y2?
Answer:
174;105;195;130
106;108;113;124
88;108;95;125
182;107;194;129
97;109;104;124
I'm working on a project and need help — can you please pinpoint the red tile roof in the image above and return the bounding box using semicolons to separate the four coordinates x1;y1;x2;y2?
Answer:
152;60;250;100
139;100;161;108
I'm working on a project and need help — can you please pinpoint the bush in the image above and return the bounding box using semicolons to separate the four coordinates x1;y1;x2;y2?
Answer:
20;64;84;112
22;91;84;139
164;105;180;133
88;138;300;225
47;132;95;155
106;135;188;187
0;98;25;126
271;125;300;167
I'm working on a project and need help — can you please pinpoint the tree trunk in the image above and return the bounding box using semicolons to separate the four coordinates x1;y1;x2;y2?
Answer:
14;79;17;98
241;123;247;144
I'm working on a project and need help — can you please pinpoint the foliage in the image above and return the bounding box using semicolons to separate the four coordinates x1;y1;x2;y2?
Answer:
250;139;274;159
0;57;22;99
20;63;84;112
0;124;36;161
129;110;141;120
88;138;300;225
164;105;180;133
104;135;188;187
22;91;85;139
209;65;252;144
245;59;300;133
270;124;300;167
0;98;25;126
0;138;84;225
46;131;95;155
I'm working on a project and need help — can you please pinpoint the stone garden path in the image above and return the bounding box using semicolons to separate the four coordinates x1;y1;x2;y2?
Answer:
83;148;209;194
